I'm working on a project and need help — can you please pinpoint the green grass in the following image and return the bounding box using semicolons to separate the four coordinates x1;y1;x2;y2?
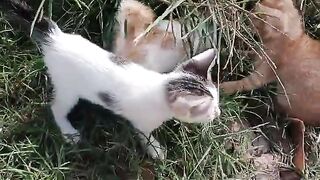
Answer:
1;0;320;179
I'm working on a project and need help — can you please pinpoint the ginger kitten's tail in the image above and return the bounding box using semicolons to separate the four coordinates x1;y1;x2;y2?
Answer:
117;0;155;40
0;0;60;43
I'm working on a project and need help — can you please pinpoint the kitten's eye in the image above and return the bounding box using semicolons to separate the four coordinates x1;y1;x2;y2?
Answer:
190;101;211;116
193;89;203;95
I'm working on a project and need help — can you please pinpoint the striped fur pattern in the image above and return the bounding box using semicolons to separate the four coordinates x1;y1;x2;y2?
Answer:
167;76;212;98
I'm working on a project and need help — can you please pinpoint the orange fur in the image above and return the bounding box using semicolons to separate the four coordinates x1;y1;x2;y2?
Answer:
114;0;187;72
221;0;320;126
220;0;320;173
114;0;155;64
117;0;155;40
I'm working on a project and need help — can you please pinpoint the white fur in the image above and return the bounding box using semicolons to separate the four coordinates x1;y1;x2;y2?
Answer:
141;42;185;72
192;48;216;63
117;19;212;73
41;24;220;159
114;0;214;73
116;19;187;73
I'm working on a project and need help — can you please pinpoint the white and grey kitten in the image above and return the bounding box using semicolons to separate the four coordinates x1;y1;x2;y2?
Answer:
1;0;220;159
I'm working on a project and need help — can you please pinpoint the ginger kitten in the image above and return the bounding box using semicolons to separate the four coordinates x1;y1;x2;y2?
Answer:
114;0;212;73
220;0;320;173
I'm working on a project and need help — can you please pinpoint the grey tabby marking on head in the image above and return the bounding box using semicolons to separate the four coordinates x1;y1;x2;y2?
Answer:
110;54;128;65
167;76;212;97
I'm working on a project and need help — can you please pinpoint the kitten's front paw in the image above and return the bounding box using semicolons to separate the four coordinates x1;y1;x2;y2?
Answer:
220;81;241;94
138;133;166;160
147;145;166;160
63;132;81;144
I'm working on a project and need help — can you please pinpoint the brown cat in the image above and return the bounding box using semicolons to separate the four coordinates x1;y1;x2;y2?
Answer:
220;0;320;174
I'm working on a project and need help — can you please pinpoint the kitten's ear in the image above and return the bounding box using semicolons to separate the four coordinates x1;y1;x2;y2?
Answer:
175;48;217;79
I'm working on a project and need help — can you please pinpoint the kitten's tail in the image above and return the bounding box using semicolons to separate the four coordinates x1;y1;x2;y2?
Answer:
0;0;60;43
117;0;155;39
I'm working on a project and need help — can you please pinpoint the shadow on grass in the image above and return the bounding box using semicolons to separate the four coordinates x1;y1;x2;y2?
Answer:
0;99;162;179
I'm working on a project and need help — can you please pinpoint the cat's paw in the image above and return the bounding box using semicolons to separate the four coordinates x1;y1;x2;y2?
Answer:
138;133;166;159
220;81;241;94
63;132;81;144
147;144;166;160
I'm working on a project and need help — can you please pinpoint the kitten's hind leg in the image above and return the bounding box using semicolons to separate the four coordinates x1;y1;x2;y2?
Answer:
51;95;80;144
138;131;166;160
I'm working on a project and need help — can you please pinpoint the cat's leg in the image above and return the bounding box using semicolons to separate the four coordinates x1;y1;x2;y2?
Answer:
287;118;305;174
138;131;166;159
51;95;80;143
220;60;276;94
